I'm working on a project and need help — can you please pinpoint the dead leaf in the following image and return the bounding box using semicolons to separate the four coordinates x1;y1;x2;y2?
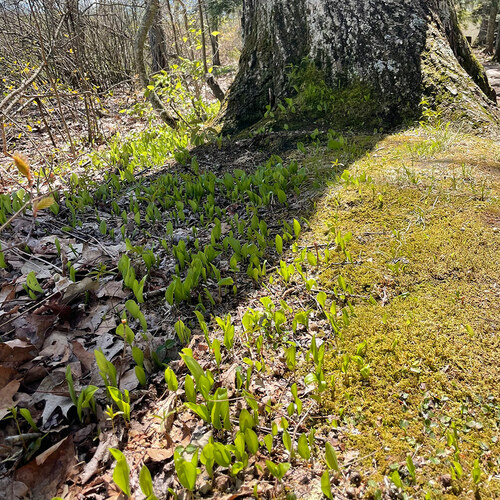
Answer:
39;331;69;361
12;313;56;350
0;365;18;390
220;363;238;397
14;436;75;499
36;435;69;465
32;373;74;425
119;368;139;392
80;303;113;333
71;340;94;373
20;260;53;279
94;315;117;336
170;421;193;447
0;284;16;305
96;280;129;299
0;339;36;375
0;380;20;420
61;277;98;304
147;448;173;462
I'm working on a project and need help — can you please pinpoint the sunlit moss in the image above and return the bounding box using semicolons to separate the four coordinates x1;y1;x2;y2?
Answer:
306;129;500;497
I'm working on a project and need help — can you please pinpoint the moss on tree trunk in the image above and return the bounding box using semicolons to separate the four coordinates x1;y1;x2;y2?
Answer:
222;0;499;133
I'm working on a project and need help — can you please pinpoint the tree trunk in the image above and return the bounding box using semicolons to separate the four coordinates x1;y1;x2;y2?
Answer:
135;0;178;127
223;0;499;133
474;16;488;47
486;0;499;54
197;0;225;102
149;9;169;72
495;16;500;61
207;12;221;67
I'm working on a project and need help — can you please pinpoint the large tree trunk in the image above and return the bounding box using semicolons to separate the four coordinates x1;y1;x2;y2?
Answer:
223;0;499;133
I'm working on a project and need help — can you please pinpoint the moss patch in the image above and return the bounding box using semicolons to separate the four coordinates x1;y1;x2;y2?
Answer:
306;128;500;498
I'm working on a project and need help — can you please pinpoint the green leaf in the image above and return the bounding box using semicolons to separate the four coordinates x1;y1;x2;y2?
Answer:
286;344;296;370
390;470;403;489
132;346;144;367
26;271;43;293
293;219;301;239
452;461;463;479
180;352;204;384
212;339;221;366
282;429;292;452
325;442;339;471
245;428;259;455
176;459;197;491
135;365;146;386
109;448;131;497
213;443;231;467
125;299;140;318
266;459;278;475
185;402;210;422
275;234;283;254
164;367;178;392
472;458;481;485
406;455;416;483
65;365;77;405
19;408;38;431
184;374;196;403
239;408;254;432
321;470;333;499
139;465;155;498
298;433;310;460
316;291;327;308
264;433;273;453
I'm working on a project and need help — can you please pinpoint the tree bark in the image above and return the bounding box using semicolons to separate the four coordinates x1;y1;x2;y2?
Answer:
474;16;488;47
149;8;169;72
486;0;499;54
135;0;177;128
223;0;499;133
197;0;225;102
495;16;500;61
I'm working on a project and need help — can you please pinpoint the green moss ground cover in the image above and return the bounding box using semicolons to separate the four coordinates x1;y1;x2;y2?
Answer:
304;128;500;498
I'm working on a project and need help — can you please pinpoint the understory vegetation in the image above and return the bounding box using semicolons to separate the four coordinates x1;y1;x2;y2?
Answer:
1;103;499;498
1;3;500;499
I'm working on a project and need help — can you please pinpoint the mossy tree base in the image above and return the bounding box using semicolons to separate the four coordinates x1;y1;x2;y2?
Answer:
223;0;499;133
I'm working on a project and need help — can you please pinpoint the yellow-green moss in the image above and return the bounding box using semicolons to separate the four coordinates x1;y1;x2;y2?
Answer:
306;129;500;498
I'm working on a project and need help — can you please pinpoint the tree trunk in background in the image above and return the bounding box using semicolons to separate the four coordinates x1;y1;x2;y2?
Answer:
209;16;221;67
197;0;225;102
486;0;499;53
135;0;177;127
474;17;488;47
149;8;168;72
223;0;499;133
495;17;500;61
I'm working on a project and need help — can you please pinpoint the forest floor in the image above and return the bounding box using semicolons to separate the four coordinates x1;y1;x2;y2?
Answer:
0;116;499;500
